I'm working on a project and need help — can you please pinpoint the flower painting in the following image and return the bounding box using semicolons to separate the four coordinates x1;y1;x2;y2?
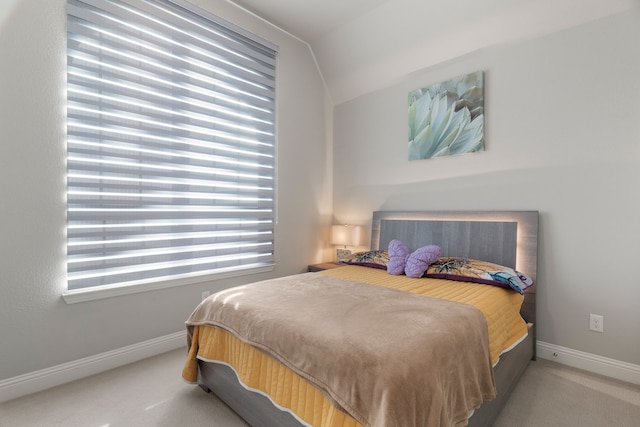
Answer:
408;71;484;160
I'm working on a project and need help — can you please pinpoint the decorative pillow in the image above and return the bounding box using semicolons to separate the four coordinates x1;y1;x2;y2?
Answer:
387;239;441;277
387;240;410;275
405;245;441;278
425;257;534;294
339;250;390;269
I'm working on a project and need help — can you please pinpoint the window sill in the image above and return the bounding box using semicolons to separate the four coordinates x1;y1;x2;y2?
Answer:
61;265;274;304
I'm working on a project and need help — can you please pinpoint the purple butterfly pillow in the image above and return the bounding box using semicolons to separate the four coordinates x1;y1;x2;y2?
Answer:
405;245;441;278
387;239;410;275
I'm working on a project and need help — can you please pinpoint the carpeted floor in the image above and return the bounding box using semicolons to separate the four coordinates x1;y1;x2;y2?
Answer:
1;348;638;426
493;357;640;427
0;350;247;427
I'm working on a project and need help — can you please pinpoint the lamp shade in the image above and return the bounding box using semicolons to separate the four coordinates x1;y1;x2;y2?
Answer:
331;225;363;246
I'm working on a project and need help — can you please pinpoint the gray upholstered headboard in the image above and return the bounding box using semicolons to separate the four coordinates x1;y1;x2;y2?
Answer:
370;210;539;326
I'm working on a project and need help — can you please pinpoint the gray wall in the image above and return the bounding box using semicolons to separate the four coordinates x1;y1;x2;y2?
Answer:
333;10;640;365
0;0;332;381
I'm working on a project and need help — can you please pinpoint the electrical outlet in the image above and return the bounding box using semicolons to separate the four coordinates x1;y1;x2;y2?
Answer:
589;313;604;332
201;291;210;301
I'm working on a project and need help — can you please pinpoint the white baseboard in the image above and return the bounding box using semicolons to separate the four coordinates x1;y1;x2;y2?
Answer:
0;331;187;404
537;341;640;385
3;336;637;404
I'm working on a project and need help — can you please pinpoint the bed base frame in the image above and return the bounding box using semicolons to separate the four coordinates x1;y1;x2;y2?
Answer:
197;210;539;427
198;330;533;426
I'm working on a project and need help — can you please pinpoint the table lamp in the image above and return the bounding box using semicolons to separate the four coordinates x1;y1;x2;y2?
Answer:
331;225;363;260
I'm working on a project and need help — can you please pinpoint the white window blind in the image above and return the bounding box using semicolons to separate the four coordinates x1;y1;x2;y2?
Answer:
66;0;277;291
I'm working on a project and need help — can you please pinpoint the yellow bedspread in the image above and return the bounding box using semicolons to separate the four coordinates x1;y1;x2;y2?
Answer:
182;266;528;427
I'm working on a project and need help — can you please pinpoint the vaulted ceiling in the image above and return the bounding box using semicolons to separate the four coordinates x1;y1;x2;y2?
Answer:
230;0;636;104
231;0;388;44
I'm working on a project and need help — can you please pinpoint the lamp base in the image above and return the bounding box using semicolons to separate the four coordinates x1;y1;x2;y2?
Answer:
336;248;352;261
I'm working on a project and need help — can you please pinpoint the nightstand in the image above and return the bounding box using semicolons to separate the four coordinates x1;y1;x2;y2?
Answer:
308;262;342;272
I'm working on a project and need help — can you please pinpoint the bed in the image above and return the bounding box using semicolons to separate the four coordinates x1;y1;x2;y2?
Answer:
182;210;538;427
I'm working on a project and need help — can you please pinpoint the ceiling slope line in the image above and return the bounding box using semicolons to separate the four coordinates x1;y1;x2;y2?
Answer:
225;0;332;104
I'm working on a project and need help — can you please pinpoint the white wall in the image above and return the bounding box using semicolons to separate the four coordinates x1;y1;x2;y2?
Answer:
314;0;637;105
333;10;640;366
0;0;331;382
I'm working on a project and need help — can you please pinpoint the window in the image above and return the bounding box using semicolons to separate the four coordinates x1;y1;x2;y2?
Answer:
66;0;277;295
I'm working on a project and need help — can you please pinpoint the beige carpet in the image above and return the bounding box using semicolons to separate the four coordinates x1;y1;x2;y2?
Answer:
493;357;640;427
1;348;638;426
0;350;248;427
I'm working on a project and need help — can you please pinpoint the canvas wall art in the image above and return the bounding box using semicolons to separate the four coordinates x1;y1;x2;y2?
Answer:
408;70;484;160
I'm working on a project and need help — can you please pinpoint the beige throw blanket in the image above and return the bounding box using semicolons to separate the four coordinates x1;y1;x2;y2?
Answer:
186;273;496;427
